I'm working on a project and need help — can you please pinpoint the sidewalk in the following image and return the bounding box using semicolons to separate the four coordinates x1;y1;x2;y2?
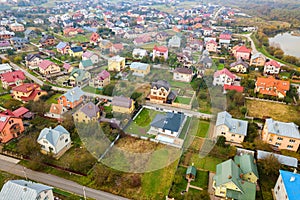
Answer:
0;154;20;164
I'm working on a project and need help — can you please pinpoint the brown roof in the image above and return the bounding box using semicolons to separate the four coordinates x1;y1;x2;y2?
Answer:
49;103;64;115
174;68;193;75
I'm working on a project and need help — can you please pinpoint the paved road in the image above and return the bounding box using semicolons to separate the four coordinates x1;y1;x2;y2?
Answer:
0;157;129;200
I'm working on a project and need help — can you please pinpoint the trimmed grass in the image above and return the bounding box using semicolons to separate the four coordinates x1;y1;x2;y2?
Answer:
169;80;191;88
174;96;191;105
190;155;223;172
196;120;210;138
246;99;300;123
45;93;61;104
134;108;151;127
193;170;209;189
140;42;160;50
0;171;18;188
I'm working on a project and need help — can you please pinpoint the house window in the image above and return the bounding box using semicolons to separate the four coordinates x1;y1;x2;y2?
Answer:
289;139;295;143
65;139;69;143
231;134;235;137
287;145;293;149
43;140;48;144
277;137;283;141
277;185;280;190
221;132;226;135
275;142;281;146
239;135;242;138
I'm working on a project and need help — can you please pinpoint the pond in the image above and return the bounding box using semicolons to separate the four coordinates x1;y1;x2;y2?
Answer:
269;32;300;58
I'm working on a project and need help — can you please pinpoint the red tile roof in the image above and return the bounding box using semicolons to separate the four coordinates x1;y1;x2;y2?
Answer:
21;90;43;101
224;84;244;92
112;43;123;50
0;114;11;131
207;39;217;45
219;33;231;40
12;107;29;117
153;45;168;53
1;70;25;83
265;60;280;68
39;60;55;70
236;45;251;53
12;83;40;93
256;76;290;97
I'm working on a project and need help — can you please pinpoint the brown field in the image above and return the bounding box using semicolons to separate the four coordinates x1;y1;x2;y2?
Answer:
246;99;300;123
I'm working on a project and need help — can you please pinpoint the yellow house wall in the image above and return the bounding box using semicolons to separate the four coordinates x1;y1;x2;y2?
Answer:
243;173;258;184
112;101;134;114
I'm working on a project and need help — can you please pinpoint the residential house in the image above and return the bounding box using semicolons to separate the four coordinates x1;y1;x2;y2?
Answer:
11;107;33;119
202;27;213;36
215;111;248;144
82;51;99;64
68;68;91;86
90;32;101;45
177;53;193;68
262;118;300;152
73;102;100;123
56;42;70;55
63;63;73;73
110;43;124;53
12;83;47;102
149;80;176;104
0;40;13;51
213;68;239;86
189;39;203;51
38;60;61;76
99;39;112;50
250;53;266;67
206;40;218;53
223;84;244;93
63;27;84;36
0;113;24;143
0;63;12;74
25;54;42;69
108;56;125;71
129;62;150;77
213;156;257;200
0;70;25;89
234;154;259;183
68;46;83;57
133;34;152;46
0;30;14;40
255;76;290;98
111;96;135;114
0;180;54;200
132;48;147;59
219;33;231;46
233;45;252;60
10;37;29;50
264;60;281;75
58;86;84;109
173;68;193;82
37;125;71;156
230;59;249;73
152;46;168;61
33;18;44;24
168;35;181;48
89;70;110;89
39;35;55;46
155;32;170;42
24;29;37;39
44;103;67;120
9;22;24;32
274;170;300;200
149;112;185;137
79;59;94;70
198;50;213;68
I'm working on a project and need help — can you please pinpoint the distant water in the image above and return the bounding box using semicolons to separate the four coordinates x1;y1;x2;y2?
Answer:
269;32;300;58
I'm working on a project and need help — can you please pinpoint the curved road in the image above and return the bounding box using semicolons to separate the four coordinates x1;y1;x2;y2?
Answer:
0;156;129;200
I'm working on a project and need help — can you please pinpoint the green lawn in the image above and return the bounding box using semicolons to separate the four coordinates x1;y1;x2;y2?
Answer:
140;42;160;50
0;82;8;93
196;120;210;138
174;96;191;105
217;63;225;70
190;155;223;172
46;93;61;104
193;170;209;189
169;80;191;88
82;86;101;95
134;108;152;127
104;105;112;113
0;171;18;188
125;108;161;137
179;117;191;139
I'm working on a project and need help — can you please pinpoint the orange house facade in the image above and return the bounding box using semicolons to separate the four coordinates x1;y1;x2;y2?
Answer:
58;87;84;109
0;114;24;143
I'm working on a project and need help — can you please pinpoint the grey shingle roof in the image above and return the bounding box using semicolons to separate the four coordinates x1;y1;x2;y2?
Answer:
112;96;133;108
62;86;84;103
257;150;298;168
78;102;99;119
37;125;70;147
151;112;185;132
216;111;248;136
265;118;300;139
0;180;53;200
151;80;170;91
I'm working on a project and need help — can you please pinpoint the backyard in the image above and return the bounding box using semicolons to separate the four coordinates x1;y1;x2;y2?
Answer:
174;96;192;105
246;99;300;123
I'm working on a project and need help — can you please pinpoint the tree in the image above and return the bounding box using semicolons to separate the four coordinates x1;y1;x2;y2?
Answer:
274;49;284;59
3;99;22;110
244;123;258;142
216;136;227;147
258;155;281;177
13;56;22;64
103;84;115;96
41;85;52;92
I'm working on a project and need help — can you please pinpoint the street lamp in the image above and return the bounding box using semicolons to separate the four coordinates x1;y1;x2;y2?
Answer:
23;167;28;180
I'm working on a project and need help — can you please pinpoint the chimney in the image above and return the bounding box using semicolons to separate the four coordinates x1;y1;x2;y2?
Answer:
290;176;296;182
293;169;297;174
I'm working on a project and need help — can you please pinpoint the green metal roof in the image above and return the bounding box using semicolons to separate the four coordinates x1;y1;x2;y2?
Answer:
227;181;256;200
234;154;259;179
80;59;93;68
186;166;197;176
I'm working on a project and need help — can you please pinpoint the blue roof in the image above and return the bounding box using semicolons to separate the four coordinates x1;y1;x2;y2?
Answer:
130;62;149;71
70;46;83;53
151;112;185;132
62;86;84;103
280;170;300;200
0;180;53;200
216;111;248;136
37;125;70;147
56;41;68;49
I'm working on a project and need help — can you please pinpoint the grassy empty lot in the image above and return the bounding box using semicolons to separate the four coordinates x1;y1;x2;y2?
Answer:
196;120;210;138
174;96;191;105
82;86;101;94
46;93;62;104
140;42;160;50
246;99;300;123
